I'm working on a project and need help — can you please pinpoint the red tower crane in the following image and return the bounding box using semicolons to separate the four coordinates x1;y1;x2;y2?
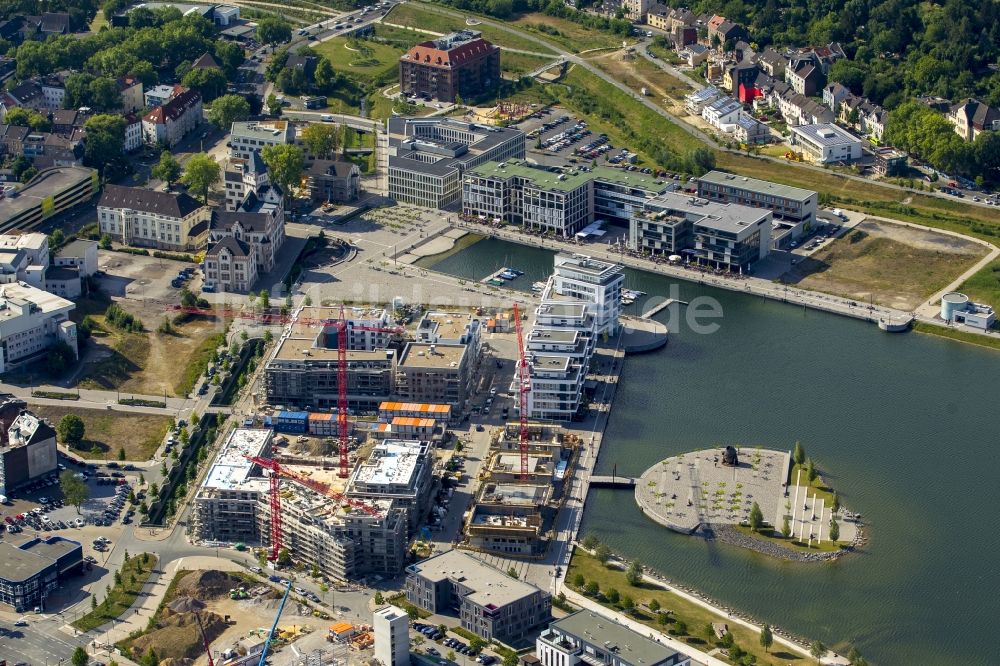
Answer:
247;454;384;558
512;303;531;480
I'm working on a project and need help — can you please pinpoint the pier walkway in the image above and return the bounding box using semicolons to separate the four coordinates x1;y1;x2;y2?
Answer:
642;298;687;318
590;475;637;488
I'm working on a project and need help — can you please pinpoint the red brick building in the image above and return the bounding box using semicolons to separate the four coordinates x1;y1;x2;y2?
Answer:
399;30;500;103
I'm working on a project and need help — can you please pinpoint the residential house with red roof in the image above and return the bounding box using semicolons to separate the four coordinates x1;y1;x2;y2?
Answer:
141;86;202;148
399;30;500;103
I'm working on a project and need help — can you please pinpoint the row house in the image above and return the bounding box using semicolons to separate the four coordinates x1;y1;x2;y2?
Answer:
836;92;887;142
647;4;696;46
758;48;787;78
705;14;748;46
0;81;46;119
123;113;142;153
0;13;73;44
49;109;91;136
142;87;202;148
0;125;83;169
786;58;824;96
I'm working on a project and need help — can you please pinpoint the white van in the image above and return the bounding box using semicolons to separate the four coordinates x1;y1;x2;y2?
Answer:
321;114;334;122
0;494;7;504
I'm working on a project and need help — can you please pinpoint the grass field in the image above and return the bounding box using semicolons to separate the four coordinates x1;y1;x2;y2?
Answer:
567;550;810;665
913;321;1000;351
588;51;691;103
34;405;172;461
314;24;426;80
786;221;987;310
73;553;157;632
385;3;556;54
512;12;625;52
501;51;555;77
955;258;1000;307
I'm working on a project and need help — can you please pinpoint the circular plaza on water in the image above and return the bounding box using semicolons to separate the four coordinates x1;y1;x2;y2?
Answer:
635;447;858;547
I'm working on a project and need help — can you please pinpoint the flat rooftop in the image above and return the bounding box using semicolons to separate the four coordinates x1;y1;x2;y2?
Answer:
536;301;587;318
791;122;860;146
202;428;271;492
352;440;425;488
468;159;669;193
527;328;578;344
0;166;94;226
548;611;686;666
481;482;549;505
0;281;74;318
491;454;550;475
421;312;475;340
380;401;452;416
272;335;395;363
697;170;815;202
399;342;467;369
554;252;623;279
409;549;544;607
530;355;571;373
0;537;80;583
646;191;771;234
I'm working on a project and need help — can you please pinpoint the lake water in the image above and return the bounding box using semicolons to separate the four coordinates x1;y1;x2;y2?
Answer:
418;235;1000;666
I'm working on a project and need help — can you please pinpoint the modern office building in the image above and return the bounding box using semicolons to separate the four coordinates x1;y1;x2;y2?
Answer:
552;253;624;335
229;120;296;160
0;410;57;495
0;536;83;612
0;282;77;374
374;605;411;666
405;549;551;643
98;185;211;251
789;123;862;164
387;117;524;209
537;611;691;666
940;292;996;330
695;170;817;230
396;342;475;410
0;166;97;233
462;160;672;237
347;439;434;534
399;31;500;103
629;192;772;271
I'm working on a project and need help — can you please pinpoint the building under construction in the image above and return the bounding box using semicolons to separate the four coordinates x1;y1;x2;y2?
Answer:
193;428;424;582
462;424;580;556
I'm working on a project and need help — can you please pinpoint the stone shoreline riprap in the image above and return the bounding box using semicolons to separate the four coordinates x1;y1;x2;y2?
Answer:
709;521;866;562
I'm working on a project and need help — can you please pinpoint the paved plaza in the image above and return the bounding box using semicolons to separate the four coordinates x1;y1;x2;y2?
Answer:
636;447;791;533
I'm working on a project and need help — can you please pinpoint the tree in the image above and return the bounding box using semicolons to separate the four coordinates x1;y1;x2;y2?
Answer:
585;580;599;596
89;76;121;111
60;470;90;514
748;501;764;532
181;153;220;204
374;590;384;604
406;605;419;620
806;458;817;482
810;640;826;664
447;651;457;663
266;92;283;117
648;598;660;613
594;542;611;564
182;67;227;101
118;447;126;461
91;594;97;610
507;566;519;579
277;547;292;565
572;573;585;588
581;534;600;550
151;150;181;185
264;329;274;344
72;646;90;666
625;559;643;586
150;482;159;496
83;114;127;174
259;289;270;310
261;144;304;208
301;123;341;158
605;588;620;604
847;647;863;665
99;233;112;250
793;441;805;465
620;594;634;613
5;107;51;131
502;654;518;666
257;17;292;44
782;515;791;538
760;623;773;653
829;518;840;543
208;94;251;129
140;647;159;666
673;620;687;636
832;491;841;513
57;414;86;447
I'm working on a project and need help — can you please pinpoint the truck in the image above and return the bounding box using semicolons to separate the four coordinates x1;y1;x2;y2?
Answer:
640;87;650;96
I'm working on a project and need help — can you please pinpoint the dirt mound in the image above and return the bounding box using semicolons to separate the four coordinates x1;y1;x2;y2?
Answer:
130;608;228;662
174;570;244;601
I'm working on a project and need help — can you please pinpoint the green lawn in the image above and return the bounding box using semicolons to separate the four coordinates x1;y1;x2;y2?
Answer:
567;551;809;665
385;3;557;54
174;332;225;397
501;51;555;77
313;31;411;79
512;12;626;52
955;259;1000;307
73;553;158;632
790;463;836;507
33;406;170;461
913;322;1000;351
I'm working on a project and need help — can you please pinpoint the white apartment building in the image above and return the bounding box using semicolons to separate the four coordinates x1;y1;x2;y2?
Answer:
229;120;295;160
142;87;202;148
98;185;211;251
124;114;142;153
374;606;410;666
789;123;862;164
0;282;77;373
520;285;596;422
621;0;652;21
551;253;624;336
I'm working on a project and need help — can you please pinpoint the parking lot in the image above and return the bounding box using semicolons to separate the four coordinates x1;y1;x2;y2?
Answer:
97;249;199;301
2;454;141;541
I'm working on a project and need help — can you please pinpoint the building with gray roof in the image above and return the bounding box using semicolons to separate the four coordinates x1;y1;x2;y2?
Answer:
405;549;550;643
0;536;82;611
695;170;816;229
789;123;862;164
537;611;691;666
387;117;524;208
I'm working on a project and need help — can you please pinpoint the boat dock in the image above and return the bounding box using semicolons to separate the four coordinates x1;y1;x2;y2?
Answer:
642;298;688;318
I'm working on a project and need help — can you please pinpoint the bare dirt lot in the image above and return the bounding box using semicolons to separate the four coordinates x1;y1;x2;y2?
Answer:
785;219;988;310
33;405;171;460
